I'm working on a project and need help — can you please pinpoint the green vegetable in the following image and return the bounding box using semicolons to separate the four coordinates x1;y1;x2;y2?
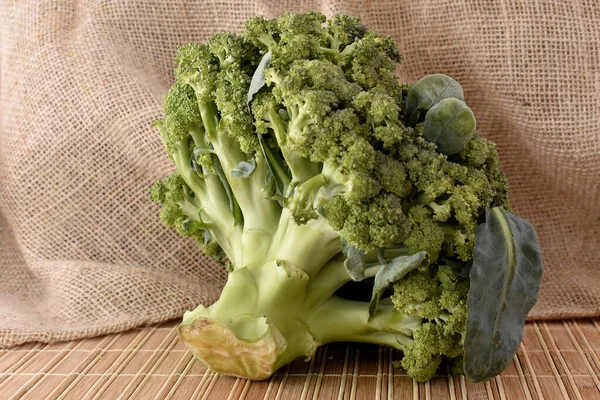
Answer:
150;11;543;382
405;74;464;127
423;98;476;155
464;207;544;382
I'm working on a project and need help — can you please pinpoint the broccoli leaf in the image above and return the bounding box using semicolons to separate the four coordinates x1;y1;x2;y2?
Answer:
247;51;272;110
464;207;543;382
405;74;464;127
343;245;366;281
232;158;257;178
369;251;429;317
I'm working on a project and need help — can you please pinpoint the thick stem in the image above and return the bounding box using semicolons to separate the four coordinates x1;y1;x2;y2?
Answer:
302;255;351;313
364;265;383;278
265;209;341;277
238;154;283;268
179;260;318;380
172;142;206;199
307;296;422;349
198;101;220;140
178;256;422;380
179;198;202;222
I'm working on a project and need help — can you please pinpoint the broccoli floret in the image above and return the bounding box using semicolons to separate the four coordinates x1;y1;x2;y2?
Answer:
149;11;539;384
404;206;445;262
390;265;468;381
325;14;367;50
150;174;213;256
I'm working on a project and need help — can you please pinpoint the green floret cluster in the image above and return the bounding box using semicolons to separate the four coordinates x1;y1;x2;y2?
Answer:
391;265;469;380
245;11;508;261
149;11;542;385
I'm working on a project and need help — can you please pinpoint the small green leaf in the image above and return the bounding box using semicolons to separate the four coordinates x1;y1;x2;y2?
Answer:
203;230;212;245
247;51;272;110
369;251;430;317
423;98;476;155
258;135;291;201
405;74;464;127
343;245;367;281
232;158;257;178
464;207;543;382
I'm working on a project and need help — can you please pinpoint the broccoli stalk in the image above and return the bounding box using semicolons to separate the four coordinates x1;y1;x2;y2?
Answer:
177;249;456;381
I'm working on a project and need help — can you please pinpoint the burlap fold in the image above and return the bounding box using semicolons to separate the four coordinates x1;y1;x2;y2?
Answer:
1;0;599;348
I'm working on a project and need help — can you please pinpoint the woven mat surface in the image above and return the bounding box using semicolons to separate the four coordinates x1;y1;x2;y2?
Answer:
1;320;599;400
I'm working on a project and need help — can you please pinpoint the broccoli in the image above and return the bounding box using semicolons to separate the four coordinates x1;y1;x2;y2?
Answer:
150;11;543;383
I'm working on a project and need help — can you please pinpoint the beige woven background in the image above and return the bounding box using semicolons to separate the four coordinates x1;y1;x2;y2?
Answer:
1;0;599;348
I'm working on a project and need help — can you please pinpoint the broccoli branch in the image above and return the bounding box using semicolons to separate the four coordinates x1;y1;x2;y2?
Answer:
194;99;283;267
308;297;422;348
265;106;320;183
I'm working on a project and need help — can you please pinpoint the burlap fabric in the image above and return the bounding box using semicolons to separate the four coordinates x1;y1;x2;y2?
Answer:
1;0;599;348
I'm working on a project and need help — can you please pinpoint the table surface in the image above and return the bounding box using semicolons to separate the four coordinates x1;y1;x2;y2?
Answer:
1;319;599;399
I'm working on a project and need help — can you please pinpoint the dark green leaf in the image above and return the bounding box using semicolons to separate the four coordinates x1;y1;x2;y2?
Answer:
405;74;464;127
464;207;543;382
231;158;256;178
369;251;429;317
247;51;272;110
423;98;476;155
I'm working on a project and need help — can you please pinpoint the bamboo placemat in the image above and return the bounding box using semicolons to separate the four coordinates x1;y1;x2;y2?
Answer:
1;319;599;399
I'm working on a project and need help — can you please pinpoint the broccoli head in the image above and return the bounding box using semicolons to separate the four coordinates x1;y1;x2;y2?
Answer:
150;11;542;384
